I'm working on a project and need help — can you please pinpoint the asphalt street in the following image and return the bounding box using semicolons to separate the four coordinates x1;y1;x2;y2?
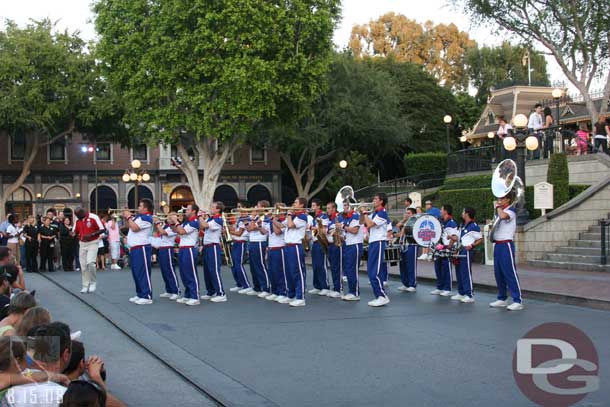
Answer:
37;266;610;407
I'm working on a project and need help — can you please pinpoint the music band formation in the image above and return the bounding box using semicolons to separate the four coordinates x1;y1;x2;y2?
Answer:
69;161;524;311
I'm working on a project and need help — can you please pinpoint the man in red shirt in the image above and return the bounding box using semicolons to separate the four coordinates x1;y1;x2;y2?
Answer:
73;207;105;293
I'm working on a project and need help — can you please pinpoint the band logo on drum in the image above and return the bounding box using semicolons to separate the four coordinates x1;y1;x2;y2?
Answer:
416;219;438;244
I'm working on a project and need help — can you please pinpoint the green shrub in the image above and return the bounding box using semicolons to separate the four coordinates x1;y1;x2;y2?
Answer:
441;175;492;190
404;152;447;177
547;153;569;208
569;184;589;198
437;188;495;222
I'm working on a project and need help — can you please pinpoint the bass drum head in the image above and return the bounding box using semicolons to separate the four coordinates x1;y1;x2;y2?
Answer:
412;215;442;247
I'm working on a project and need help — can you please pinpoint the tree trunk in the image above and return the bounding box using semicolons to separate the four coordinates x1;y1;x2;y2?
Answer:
176;138;237;209
280;147;337;201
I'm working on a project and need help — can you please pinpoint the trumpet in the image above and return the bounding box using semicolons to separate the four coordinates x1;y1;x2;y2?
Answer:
108;208;137;220
230;207;275;213
352;202;374;213
154;213;179;223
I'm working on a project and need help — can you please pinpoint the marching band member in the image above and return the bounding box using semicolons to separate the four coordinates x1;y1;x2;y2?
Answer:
171;204;201;306
282;197;309;307
431;204;458;297
361;193;390;307
247;200;271;297
309;199;330;296
199;202;227;302
73;207;105;293
453;207;482;303
268;204;288;302
154;214;180;300
229;205;252;294
125;199;154;305
339;200;362;301
489;193;524;311
397;207;417;292
325;202;343;297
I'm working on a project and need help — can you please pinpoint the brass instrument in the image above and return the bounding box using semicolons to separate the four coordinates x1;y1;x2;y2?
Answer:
220;213;234;267
154;213;179;224
108;208;137;220
489;159;525;242
314;217;329;254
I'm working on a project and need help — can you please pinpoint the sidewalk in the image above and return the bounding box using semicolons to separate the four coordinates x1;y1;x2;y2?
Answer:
386;260;610;310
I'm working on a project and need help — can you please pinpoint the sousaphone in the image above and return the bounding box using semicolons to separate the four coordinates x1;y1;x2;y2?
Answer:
488;159;524;242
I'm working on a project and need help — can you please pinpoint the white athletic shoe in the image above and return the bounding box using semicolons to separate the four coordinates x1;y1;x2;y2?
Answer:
507;302;524;311
129;296;139;303
88;284;96;293
397;285;409;292
278;296;293;304
238;288;253;295
318;289;330;296
289;299;306;307
81;287;89;294
185;299;201;306
342;294;360;301
439;290;452;297
246;290;260;296
368;296;390;307
229;287;241;292
430;289;442;295
406;287;416;292
257;291;270;298
489;300;508;308
110;264;121;270
210;295;227;303
265;294;278;301
176;297;188;304
426;253;433;261
451;294;465;301
135;298;153;305
160;292;172;298
169;294;180;301
200;294;213;300
274;295;287;303
327;290;342;298
461;296;475;303
308;288;321;295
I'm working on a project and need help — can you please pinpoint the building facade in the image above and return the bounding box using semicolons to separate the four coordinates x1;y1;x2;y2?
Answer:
0;133;281;219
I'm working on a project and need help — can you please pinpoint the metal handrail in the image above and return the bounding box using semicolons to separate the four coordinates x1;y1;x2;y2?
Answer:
600;218;610;266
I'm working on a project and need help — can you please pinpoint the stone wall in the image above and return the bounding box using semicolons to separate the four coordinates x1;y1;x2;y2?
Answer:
525;153;610;186
515;174;610;263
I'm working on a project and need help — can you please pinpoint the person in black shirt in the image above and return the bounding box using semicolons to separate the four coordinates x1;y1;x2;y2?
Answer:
38;217;56;272
593;116;609;154
59;217;77;271
22;215;39;273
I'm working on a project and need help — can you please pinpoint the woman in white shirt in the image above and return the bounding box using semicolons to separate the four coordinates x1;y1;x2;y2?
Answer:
5;215;21;265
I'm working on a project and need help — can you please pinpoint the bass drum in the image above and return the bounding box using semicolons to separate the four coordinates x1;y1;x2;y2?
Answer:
403;215;420;244
412;214;443;248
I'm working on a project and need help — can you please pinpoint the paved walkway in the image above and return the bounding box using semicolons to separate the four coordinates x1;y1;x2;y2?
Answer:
384;260;610;308
39;267;610;407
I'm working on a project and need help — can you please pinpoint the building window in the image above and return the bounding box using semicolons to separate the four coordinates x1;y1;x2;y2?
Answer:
487;112;495;125
250;146;267;164
10;136;25;161
132;144;148;162
49;139;66;161
95;143;112;161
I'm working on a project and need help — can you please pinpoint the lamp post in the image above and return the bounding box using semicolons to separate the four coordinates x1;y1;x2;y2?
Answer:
81;144;98;214
502;113;539;225
443;115;452;153
122;159;150;207
552;88;563;126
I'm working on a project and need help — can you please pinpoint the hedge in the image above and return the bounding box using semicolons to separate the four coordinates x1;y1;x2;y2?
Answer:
441;175;492;190
404;152;447;177
547;153;570;208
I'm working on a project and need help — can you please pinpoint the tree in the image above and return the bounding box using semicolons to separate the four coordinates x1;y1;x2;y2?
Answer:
466;41;550;105
0;20;107;218
454;91;484;134
456;0;610;123
94;0;340;208
259;53;408;200
349;13;476;90
326;151;377;197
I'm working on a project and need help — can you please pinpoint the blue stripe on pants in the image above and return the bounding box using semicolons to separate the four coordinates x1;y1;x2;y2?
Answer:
230;242;250;288
311;242;329;290
367;241;387;298
284;244;306;300
248;242;269;292
327;244;343;292
178;247;200;300
399;245;417;288
130;245;153;299
456;249;473;297
204;245;225;296
493;242;521;303
343;244;361;296
433;257;452;291
158;247;180;294
268;248;287;296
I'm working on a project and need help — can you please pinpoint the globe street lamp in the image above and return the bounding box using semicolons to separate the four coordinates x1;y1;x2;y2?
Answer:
443;115;452;153
123;159;150;207
552;88;563;126
339;160;348;169
502;113;539;224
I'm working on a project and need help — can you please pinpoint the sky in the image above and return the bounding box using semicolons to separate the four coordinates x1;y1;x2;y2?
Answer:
0;0;568;89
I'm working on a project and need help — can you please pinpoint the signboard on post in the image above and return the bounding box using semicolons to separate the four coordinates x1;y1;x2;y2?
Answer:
409;192;422;208
534;182;554;215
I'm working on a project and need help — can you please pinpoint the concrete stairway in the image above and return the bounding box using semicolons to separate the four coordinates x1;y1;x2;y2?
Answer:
529;223;610;272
